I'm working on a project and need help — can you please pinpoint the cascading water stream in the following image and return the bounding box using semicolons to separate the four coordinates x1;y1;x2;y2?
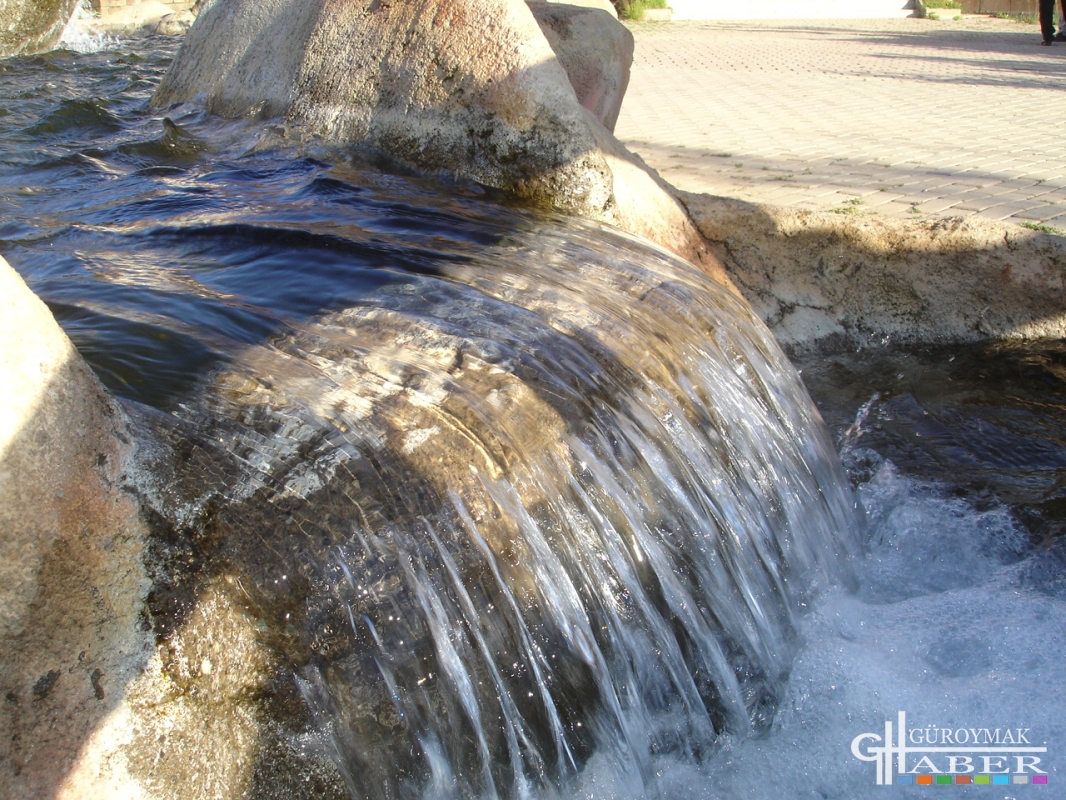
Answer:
136;212;860;799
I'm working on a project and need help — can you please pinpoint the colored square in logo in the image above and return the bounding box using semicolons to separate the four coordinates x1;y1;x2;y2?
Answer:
1034;775;1048;785
993;775;1010;785
916;775;934;785
975;775;992;785
955;775;972;784
896;775;915;785
1014;775;1030;784
936;775;953;785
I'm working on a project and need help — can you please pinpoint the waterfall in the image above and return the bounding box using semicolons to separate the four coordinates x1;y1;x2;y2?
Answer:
5;29;1066;800
0;33;862;779
140;210;860;799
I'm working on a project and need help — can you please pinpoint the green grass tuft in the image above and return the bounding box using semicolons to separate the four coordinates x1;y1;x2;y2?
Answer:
1020;221;1065;236
992;12;1038;24
614;0;668;20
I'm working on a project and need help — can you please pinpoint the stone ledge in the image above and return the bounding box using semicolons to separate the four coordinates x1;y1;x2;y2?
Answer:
679;190;1066;349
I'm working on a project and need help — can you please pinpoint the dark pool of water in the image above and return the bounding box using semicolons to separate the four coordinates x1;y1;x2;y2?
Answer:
0;37;556;408
796;341;1066;554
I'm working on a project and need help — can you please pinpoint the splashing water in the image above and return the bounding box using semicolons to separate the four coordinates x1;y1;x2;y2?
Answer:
135;214;860;799
57;1;117;54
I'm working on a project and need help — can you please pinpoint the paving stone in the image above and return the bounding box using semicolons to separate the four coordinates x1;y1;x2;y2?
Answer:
1015;207;1066;222
980;203;1049;220
917;198;972;214
617;16;1066;227
953;201;998;212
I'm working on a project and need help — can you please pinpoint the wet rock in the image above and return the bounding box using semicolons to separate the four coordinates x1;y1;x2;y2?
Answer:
152;0;612;215
528;1;633;131
0;253;345;798
0;255;153;798
150;0;726;279
0;0;79;57
118;225;851;798
155;9;196;35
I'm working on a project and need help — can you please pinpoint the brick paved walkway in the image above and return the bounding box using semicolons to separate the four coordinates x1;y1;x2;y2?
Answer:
616;16;1066;227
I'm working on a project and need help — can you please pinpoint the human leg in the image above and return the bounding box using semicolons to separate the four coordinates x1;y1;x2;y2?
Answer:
1041;0;1056;43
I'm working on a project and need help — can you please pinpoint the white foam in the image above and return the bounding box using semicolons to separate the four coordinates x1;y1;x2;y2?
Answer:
57;1;117;54
572;459;1066;798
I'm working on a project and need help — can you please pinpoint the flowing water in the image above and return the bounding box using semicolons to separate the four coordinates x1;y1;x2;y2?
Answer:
2;33;1065;800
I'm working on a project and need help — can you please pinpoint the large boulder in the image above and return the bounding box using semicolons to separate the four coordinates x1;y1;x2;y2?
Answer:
151;0;727;281
528;1;633;132
0;0;79;56
156;8;197;35
0;254;346;799
153;0;613;215
0;255;153;798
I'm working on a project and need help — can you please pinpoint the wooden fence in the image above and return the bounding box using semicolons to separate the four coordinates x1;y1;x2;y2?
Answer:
959;0;1039;13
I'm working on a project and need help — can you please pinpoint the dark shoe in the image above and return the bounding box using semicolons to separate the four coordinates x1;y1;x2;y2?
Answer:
1055;32;1066;41
1042;39;1054;45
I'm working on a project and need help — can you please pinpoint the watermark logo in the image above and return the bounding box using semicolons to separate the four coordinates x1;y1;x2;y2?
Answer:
851;711;1049;786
